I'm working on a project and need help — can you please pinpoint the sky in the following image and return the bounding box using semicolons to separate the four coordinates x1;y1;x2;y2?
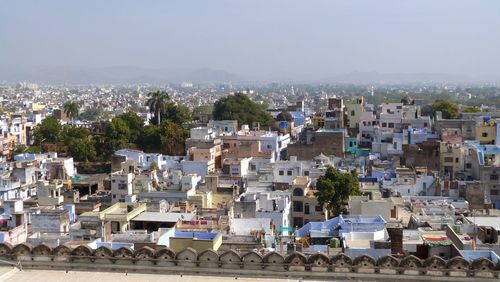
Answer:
1;0;500;80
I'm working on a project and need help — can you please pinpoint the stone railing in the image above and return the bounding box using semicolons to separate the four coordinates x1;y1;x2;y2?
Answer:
0;243;498;280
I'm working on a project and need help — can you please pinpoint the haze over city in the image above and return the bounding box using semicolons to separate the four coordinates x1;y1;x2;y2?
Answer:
1;1;500;281
1;0;500;83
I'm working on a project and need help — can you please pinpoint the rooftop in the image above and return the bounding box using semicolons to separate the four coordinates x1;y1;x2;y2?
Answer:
131;212;195;223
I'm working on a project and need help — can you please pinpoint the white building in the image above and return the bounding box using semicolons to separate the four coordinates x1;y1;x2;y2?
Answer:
110;172;134;203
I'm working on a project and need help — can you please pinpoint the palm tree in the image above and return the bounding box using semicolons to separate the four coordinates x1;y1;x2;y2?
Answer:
63;101;80;125
146;90;170;125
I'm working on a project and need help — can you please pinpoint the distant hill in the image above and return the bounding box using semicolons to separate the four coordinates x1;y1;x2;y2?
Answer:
0;65;497;84
320;71;484;84
0;65;244;84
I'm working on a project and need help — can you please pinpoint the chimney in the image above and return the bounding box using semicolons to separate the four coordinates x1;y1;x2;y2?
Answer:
386;222;404;255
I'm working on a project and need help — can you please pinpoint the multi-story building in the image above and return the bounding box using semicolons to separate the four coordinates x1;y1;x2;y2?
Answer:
463;141;500;208
439;142;464;179
475;118;497;145
344;97;364;130
110;172;134;203
290;176;327;228
324;97;344;130
221;126;290;161
287;129;345;161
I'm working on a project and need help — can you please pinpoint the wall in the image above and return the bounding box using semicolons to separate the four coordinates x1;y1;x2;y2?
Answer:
2;243;499;280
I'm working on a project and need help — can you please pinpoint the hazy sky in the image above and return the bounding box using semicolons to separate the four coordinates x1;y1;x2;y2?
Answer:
1;0;500;78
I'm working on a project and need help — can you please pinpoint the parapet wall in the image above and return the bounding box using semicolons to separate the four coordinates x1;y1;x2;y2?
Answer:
0;243;499;280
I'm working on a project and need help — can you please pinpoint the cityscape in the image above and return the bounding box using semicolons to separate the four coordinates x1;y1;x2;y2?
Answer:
1;1;500;281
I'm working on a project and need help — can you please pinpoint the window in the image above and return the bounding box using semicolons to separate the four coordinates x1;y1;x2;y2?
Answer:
482;133;488;137
382;122;387;127
267;144;272;149
466;163;472;169
279;170;284;176
293;188;304;196
315;205;323;212
491;189;499;196
303;171;309;176
304;204;310;215
388;123;394;128
444;157;453;163
293;201;303;212
293;217;303;227
455;158;459;163
287;170;293;176
118;183;127;190
351;110;355;116
490;174;499;181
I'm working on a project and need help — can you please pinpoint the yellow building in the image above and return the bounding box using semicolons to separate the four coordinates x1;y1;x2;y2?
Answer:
312;114;325;130
99;202;147;233
31;103;46;111
168;231;222;253
475;119;497;145
291;176;327;227
439;142;463;179
344;97;364;129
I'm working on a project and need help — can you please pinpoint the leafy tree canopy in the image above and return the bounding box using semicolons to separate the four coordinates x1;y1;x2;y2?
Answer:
163;103;192;124
116;111;144;143
63;101;80;122
464;107;481;113
146;90;170;125
213;92;274;126
276;111;293;122
430;99;459;119
33;115;61;144
192;104;214;121
315;167;361;217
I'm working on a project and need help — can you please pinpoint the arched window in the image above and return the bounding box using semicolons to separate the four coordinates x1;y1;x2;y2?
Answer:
293;188;304;196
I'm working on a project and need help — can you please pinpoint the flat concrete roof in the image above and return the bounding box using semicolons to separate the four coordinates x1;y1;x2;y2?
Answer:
0;269;299;282
466;217;500;230
131;212;195;223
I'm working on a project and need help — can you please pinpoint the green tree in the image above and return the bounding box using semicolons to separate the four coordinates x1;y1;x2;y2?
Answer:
163;103;192;124
430;99;459;119
67;137;97;162
192;104;214;121
116;111;144;143
33;116;62;144
60;126;90;143
276;111;293;122
159;120;188;156
102;117;131;157
80;106;105;121
12;145;28;155
315;167;362;217
146;90;170;125
63;101;80;125
213;92;274;126
464;107;481;113
137;124;162;152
